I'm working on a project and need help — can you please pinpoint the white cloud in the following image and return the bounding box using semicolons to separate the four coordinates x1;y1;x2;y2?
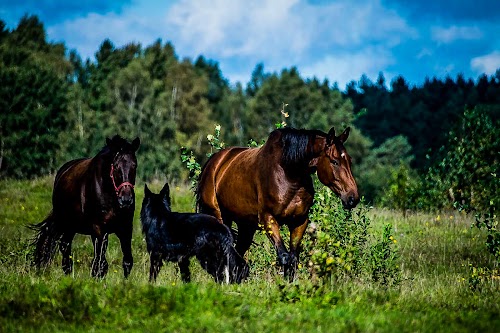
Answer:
165;0;309;60
416;48;432;59
471;51;500;75
300;47;395;90
431;25;483;44
165;0;415;58
164;0;415;84
46;1;169;60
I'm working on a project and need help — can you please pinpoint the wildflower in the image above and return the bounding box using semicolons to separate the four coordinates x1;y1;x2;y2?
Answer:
393;239;397;244
215;124;221;132
326;257;334;265
436;215;441;221
172;282;176;286
207;134;214;141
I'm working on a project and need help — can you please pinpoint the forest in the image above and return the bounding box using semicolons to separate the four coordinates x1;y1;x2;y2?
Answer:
0;15;498;215
1;14;500;332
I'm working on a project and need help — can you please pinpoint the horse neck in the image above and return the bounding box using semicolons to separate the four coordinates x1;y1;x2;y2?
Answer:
307;135;328;169
90;151;113;192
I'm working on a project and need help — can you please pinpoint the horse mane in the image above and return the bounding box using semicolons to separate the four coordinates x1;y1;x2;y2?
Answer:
277;127;325;167
97;135;135;158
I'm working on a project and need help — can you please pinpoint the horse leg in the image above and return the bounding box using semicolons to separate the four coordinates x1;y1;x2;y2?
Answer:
178;257;191;282
59;232;75;275
260;213;290;269
91;233;109;278
149;252;163;282
116;227;133;278
234;222;256;257
286;218;309;281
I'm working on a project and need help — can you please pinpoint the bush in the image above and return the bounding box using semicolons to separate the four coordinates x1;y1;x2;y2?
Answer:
416;106;499;261
303;179;401;287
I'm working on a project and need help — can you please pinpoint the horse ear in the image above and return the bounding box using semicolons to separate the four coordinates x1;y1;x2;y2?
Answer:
131;137;140;151
327;127;336;145
106;137;112;147
339;127;350;143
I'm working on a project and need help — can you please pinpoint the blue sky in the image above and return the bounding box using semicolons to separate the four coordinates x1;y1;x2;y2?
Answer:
1;0;499;89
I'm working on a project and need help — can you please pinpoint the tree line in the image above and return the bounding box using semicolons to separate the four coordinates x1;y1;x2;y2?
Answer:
1;15;499;211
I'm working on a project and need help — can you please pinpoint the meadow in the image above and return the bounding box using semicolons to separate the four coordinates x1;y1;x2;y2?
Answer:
1;177;499;332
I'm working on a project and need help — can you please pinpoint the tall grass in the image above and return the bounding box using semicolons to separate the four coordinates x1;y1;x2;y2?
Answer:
1;178;499;332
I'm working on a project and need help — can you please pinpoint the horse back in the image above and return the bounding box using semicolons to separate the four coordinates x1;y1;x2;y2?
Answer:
198;146;271;221
54;158;88;186
53;158;93;216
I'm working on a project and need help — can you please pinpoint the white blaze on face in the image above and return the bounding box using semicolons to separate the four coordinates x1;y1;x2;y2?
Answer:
341;152;345;159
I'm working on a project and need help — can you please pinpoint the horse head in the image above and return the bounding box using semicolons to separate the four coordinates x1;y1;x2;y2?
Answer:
313;127;359;209
107;136;140;209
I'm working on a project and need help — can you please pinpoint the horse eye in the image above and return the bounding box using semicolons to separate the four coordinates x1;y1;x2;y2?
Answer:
332;159;339;166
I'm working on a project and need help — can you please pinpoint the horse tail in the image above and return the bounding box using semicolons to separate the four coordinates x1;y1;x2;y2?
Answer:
194;153;214;213
220;227;249;283
29;212;61;270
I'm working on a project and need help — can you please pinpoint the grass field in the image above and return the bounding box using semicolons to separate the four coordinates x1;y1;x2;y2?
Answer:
1;177;499;332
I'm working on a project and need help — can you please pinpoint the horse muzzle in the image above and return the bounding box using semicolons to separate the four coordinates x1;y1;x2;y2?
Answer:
117;187;135;208
118;196;134;209
341;192;360;210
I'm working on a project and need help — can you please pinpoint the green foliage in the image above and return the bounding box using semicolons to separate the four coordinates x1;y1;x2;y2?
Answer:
180;147;201;190
357;135;414;203
180;124;225;190
467;265;500;292
381;163;416;215
347;72;500;171
245;66;357;139
303;179;401;286
417;106;500;260
0;15;70;178
206;124;225;156
434;106;499;213
369;224;401;286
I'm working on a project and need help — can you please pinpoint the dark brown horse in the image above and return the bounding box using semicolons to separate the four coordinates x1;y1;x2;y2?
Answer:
196;127;359;279
31;135;140;278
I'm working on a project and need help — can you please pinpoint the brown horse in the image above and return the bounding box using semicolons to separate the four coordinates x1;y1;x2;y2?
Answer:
196;126;359;279
30;135;140;278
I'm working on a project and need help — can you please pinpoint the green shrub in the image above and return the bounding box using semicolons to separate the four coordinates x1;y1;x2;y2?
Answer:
303;179;400;287
421;106;499;262
369;224;401;286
